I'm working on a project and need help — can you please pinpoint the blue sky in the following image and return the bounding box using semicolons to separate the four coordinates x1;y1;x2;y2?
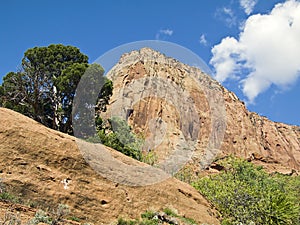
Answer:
0;0;299;125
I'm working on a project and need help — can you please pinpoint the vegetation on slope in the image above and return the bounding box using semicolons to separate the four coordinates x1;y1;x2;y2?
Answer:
192;157;300;225
0;44;148;163
117;208;197;225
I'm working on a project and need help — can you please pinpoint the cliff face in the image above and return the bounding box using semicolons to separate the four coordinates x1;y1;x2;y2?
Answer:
222;90;300;172
105;48;300;173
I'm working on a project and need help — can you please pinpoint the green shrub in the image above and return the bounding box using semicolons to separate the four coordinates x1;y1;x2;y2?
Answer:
96;117;143;160
117;208;196;225
117;217;158;225
52;204;70;224
0;178;21;204
141;210;156;220
163;208;177;217
192;157;300;225
0;192;21;204
27;204;71;225
141;151;158;166
174;165;196;184
118;218;133;225
95;116;162;165
162;208;197;225
29;210;52;224
68;216;80;222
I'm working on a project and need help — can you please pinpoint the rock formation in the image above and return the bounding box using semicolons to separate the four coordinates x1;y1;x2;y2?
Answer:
0;108;219;224
104;48;300;174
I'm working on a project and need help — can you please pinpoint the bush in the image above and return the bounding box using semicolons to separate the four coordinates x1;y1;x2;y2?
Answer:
174;165;196;184
28;204;70;225
52;204;70;224
68;216;80;222
96;117;143;160
0;192;21;204
140;210;156;220
28;210;52;224
117;209;197;225
192;157;300;225
141;151;158;166
95;116;162;165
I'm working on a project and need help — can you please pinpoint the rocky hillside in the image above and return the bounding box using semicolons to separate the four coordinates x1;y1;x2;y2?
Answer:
0;108;219;224
1;47;299;224
105;48;300;174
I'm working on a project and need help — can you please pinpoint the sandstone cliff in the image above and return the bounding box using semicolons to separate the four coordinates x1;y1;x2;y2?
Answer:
104;48;300;174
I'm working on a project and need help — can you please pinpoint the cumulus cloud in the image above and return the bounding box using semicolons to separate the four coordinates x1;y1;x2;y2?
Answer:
199;34;208;46
210;0;300;103
215;7;237;27
240;0;258;15
155;29;173;40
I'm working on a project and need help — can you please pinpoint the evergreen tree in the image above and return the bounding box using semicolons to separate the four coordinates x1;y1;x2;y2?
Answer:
0;44;112;134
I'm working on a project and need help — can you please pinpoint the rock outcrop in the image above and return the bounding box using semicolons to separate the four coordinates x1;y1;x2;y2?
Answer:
104;48;300;174
0;108;219;224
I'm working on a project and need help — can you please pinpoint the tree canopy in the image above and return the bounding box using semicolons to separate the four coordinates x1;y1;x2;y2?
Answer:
0;44;112;134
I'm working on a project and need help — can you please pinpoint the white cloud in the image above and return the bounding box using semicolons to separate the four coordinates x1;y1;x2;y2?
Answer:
215;7;237;27
160;29;173;36
223;7;234;16
210;37;244;82
199;34;208;46
210;0;300;103
155;29;173;40
240;0;258;15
